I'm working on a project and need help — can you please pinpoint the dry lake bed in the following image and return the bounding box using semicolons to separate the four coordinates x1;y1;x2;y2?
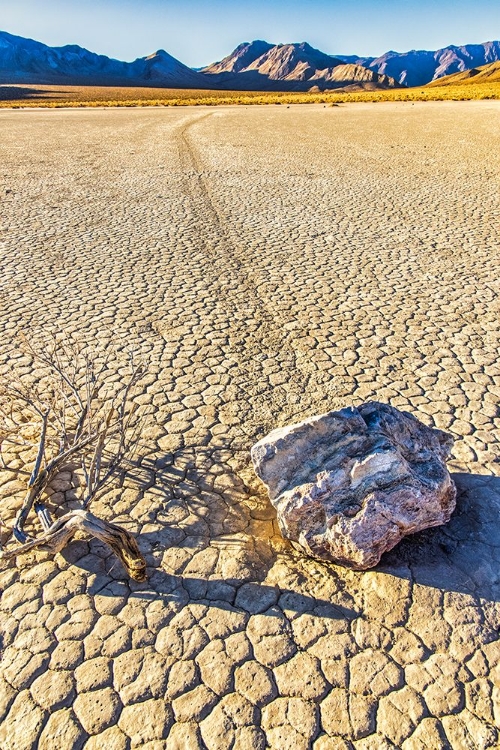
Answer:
0;101;499;748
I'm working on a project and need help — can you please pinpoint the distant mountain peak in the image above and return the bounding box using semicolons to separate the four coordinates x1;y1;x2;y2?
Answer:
201;39;274;74
238;42;345;82
235;39;270;50
145;49;171;60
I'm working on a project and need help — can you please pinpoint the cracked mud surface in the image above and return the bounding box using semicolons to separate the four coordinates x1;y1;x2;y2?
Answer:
0;101;499;749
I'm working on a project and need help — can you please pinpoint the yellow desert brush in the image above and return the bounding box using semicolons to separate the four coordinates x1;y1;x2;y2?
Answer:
1;82;499;108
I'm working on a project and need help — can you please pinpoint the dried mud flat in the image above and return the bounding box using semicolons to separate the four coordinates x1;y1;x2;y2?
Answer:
0;101;499;749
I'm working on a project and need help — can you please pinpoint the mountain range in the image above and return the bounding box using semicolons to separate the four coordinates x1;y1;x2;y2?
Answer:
340;40;500;87
1;30;500;91
0;31;208;88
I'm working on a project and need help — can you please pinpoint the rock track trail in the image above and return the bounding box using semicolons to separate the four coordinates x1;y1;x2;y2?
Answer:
177;113;338;437
0;102;499;749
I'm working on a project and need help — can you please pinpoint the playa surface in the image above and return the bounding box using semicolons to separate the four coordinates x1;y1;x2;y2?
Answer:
1;101;499;748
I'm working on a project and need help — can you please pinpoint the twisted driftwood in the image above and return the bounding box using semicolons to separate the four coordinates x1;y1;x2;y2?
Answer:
0;333;147;580
1;510;146;581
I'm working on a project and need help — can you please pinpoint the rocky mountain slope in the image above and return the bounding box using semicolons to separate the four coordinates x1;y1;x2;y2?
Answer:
215;42;344;80
202;40;274;75
340;41;500;87
202;41;399;90
308;63;398;90
426;59;500;86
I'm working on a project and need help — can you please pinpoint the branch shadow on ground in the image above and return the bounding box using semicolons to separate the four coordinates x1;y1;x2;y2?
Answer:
57;446;359;621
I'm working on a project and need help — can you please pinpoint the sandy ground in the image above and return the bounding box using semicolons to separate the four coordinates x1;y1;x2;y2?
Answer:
0;101;499;749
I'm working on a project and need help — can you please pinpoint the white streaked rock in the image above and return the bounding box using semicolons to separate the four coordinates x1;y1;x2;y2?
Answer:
251;402;456;569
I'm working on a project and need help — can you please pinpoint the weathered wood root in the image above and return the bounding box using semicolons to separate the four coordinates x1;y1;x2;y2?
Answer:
1;510;147;582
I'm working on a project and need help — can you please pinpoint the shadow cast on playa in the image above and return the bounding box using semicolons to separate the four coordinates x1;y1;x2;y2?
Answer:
135;456;500;604
61;450;500;612
0;86;58;101
85;570;359;623
379;473;500;602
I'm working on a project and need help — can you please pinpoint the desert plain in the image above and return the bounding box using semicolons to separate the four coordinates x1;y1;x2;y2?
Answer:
0;100;499;748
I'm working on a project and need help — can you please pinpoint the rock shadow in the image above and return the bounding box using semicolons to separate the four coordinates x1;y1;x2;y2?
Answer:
378;473;500;602
84;569;358;622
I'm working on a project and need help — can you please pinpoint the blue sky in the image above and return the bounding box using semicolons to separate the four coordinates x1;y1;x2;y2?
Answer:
2;0;499;66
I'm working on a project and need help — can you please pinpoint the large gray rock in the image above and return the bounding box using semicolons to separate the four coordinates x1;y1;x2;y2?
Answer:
251;402;456;569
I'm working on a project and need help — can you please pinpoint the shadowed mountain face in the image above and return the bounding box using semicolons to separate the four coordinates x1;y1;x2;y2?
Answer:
340;41;500;87
0;31;128;82
0;30;209;88
133;49;208;86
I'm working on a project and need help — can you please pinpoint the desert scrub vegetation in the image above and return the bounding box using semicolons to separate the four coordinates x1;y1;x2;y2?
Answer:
0;333;147;581
1;81;499;108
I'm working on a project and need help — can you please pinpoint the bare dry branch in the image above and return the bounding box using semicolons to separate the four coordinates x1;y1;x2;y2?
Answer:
0;509;146;581
29;409;50;485
0;332;148;579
